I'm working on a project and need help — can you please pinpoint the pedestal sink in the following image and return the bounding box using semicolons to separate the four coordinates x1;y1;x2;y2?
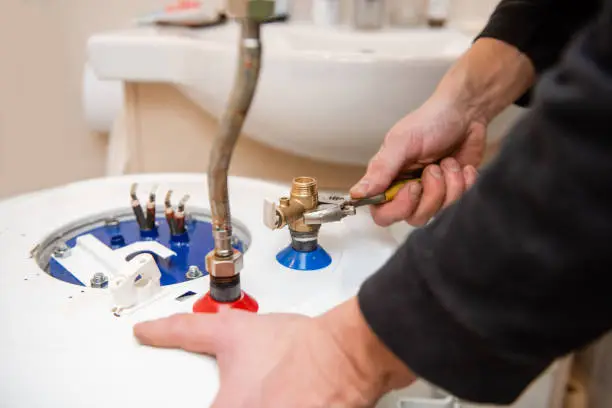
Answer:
88;22;523;166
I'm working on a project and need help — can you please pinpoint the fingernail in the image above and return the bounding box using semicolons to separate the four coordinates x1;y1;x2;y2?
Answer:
430;166;442;179
444;160;460;172
350;179;369;197
409;182;422;197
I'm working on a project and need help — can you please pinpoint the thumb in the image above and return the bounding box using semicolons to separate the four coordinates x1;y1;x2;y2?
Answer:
350;141;412;198
133;312;224;355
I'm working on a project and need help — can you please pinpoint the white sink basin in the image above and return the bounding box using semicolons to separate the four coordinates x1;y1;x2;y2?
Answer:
88;22;522;166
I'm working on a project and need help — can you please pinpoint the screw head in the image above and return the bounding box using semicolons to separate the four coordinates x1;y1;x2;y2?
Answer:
185;265;203;280
53;244;71;258
90;272;108;288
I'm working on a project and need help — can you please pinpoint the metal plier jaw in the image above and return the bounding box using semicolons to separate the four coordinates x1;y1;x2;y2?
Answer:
302;194;357;225
262;193;357;230
303;203;356;225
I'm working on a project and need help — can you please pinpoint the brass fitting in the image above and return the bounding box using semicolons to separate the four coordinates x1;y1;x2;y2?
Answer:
205;249;244;278
273;177;320;233
226;0;275;20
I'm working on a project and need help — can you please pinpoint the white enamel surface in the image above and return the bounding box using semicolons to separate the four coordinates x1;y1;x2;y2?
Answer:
0;174;557;407
0;173;402;408
87;23;522;166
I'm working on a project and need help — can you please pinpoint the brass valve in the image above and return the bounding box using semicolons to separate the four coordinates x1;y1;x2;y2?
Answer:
264;177;320;233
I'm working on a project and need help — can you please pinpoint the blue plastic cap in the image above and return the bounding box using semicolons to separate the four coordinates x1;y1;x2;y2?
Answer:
276;245;332;271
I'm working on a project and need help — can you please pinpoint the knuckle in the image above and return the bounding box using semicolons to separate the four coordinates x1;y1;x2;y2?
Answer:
382;131;395;147
371;211;394;227
371;211;389;227
367;160;391;182
446;171;464;187
367;151;385;170
440;157;455;167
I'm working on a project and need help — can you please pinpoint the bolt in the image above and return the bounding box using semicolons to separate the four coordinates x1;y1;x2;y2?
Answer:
53;244;71;258
185;265;203;280
90;272;108;288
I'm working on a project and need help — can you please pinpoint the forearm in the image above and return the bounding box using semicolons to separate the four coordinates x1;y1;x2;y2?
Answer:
358;4;612;404
474;0;600;106
433;38;535;124
317;297;415;399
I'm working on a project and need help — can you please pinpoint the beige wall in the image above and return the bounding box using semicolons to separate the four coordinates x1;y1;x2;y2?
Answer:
121;83;368;190
0;0;161;199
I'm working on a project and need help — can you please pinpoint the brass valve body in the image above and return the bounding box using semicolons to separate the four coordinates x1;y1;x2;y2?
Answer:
276;177;320;234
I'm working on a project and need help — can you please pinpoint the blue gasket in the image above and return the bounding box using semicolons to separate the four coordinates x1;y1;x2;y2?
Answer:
276;245;332;271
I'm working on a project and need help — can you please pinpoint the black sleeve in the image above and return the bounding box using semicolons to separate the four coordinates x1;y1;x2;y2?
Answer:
475;0;600;106
358;3;612;405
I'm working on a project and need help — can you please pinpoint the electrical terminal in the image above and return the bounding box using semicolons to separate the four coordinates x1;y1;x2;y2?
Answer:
129;183;192;239
130;183;147;230
164;190;177;235
162;190;191;238
145;185;158;230
130;183;159;235
175;194;191;235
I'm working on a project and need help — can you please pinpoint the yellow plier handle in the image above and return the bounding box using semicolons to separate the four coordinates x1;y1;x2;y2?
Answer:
349;164;433;207
383;178;416;201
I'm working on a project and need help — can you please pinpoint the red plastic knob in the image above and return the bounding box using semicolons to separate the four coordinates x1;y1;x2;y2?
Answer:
192;291;259;314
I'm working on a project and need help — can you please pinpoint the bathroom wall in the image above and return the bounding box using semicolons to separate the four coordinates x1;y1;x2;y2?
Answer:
0;0;501;199
291;0;500;32
0;0;161;199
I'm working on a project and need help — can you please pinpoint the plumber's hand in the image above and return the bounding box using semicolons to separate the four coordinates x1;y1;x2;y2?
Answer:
350;97;485;227
133;297;415;408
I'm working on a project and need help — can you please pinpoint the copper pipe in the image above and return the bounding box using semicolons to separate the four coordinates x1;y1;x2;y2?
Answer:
208;18;262;257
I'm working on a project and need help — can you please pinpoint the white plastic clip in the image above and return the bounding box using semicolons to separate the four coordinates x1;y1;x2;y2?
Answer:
109;253;162;311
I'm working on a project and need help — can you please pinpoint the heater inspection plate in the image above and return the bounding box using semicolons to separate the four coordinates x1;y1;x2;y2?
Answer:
43;215;247;287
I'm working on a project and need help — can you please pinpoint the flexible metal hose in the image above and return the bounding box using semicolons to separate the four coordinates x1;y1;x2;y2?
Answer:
208;18;262;257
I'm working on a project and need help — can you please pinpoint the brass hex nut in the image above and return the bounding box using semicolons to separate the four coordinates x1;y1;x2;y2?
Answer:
226;0;275;20
205;249;244;278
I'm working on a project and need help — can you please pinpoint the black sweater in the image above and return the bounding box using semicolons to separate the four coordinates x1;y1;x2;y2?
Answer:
357;0;612;404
